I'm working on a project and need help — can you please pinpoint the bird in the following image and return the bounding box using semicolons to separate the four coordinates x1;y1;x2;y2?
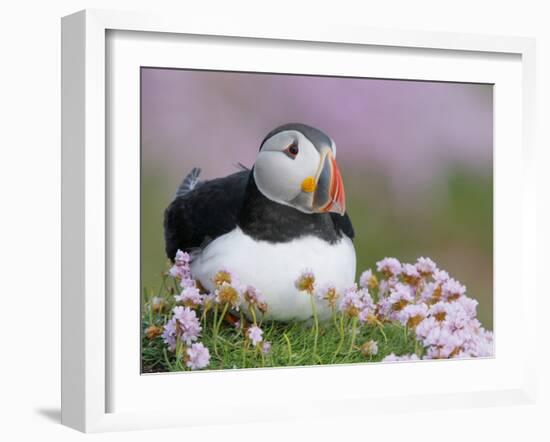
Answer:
163;123;356;321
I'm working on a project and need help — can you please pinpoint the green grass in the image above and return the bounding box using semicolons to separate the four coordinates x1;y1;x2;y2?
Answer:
141;275;418;373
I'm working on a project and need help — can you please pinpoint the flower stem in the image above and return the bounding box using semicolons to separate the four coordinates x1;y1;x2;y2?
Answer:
213;304;219;355
216;303;229;337
332;314;346;362
375;319;388;343
348;317;358;355
249;305;258;325
310;294;319;358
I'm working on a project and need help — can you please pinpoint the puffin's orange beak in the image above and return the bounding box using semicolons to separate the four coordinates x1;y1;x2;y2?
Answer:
310;150;346;215
325;154;346;215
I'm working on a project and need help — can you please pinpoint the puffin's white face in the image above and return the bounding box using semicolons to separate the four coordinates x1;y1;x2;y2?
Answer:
254;129;346;215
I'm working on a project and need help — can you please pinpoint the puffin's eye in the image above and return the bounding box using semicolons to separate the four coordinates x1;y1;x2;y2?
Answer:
284;142;299;159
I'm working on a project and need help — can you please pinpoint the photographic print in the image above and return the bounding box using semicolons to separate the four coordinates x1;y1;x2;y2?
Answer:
140;68;493;373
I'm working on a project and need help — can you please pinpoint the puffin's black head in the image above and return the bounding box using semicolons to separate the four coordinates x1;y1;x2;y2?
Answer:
253;123;346;215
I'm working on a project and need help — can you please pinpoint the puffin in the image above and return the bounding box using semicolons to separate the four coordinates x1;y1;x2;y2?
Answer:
164;123;356;321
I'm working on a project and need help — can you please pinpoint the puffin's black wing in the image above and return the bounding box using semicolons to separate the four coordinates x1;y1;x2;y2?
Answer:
164;170;250;261
331;212;355;240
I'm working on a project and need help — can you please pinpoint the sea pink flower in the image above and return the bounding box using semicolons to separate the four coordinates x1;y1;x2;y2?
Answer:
175;249;191;266
161;320;178;351
180;277;196;288
243;285;268;313
442;278;466;301
247;325;263;346
169;264;190;280
397;303;428;328
169;249;191;279
359;269;378;290
378;277;398;297
175;285;202;307
356;290;375;323
361;340;379;357
376;257;402;278
202;292;216;310
382;353;419;362
261;341;272;354
162;306;202;350
456;296;478;318
434;269;450;284
295;268;316;294
402;263;420;284
316;284;340;308
339;286;364;317
387;283;414;313
213;269;238;288
415;316;439;341
419;282;437;303
415;257;437;276
150;296;166;313
215;282;242;309
428;302;449;322
186;342;210;370
419;324;462;358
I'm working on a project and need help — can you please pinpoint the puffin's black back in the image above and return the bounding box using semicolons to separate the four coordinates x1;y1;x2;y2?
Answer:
164;169;354;261
164;171;249;260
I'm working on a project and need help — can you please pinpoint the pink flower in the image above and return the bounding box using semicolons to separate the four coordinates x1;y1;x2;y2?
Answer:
261;341;272;354
356;290;376;323
169;249;191;279
419;282;437;303
316;284;340;308
359;269;378;290
378;277;398;297
387;283;414;311
213;269;238;288
215;282;242;309
169;264;190;280
397;303;428;328
416;316;439;341
247;325;263;346
428;302;449;322
361;340;379;357
162;306;202;349
180;277;196;288
382;353;419;362
376;257;402;278
186;342;210;370
161;320;178;351
415;257;437;276
434;269;450;284
456;296;478;318
175;285;202;307
295;268;316;294
243;285;268;313
338;286;365;317
442;278;466;301
175;249;191;266
402;263;420;284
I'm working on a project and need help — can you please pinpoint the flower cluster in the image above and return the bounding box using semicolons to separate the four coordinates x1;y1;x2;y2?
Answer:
162;306;201;347
148;249;492;371
363;256;492;360
157;251;272;370
162;250;212;369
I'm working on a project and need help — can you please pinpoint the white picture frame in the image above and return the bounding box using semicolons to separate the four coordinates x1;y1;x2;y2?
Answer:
61;9;537;433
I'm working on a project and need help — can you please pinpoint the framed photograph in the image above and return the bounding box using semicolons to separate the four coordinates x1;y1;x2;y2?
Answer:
61;9;537;432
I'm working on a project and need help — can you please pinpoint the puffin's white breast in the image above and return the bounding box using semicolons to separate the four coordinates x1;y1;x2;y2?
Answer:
191;227;356;321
